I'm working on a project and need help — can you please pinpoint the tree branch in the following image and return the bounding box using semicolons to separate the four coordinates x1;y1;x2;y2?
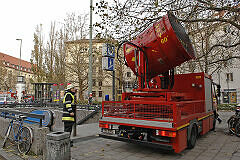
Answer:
178;17;240;30
208;56;240;65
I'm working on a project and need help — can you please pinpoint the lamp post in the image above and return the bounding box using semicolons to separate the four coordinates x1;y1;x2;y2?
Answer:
88;0;93;100
16;39;22;76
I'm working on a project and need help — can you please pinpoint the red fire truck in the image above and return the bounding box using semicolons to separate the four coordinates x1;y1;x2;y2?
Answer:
99;12;220;153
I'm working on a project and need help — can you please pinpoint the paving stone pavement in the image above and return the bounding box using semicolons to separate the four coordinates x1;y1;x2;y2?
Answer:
0;111;240;160
70;111;240;160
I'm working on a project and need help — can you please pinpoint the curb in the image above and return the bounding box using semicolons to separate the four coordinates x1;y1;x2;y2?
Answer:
0;148;23;160
72;134;99;144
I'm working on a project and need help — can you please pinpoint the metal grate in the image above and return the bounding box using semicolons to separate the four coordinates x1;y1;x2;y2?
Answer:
103;102;174;121
103;100;205;123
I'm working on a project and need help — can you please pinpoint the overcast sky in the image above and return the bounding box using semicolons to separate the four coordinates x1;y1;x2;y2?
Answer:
0;0;91;61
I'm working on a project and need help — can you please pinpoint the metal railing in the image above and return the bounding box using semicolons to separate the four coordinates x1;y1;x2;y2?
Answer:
77;105;102;125
0;108;45;127
0;103;101;110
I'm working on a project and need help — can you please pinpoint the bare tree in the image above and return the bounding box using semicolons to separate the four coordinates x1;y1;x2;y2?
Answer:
65;41;89;101
64;13;90;101
31;24;46;82
31;23;67;84
95;0;240;75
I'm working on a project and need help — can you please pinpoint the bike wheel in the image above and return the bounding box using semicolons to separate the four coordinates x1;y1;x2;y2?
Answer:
228;116;237;134
235;121;240;137
17;126;33;154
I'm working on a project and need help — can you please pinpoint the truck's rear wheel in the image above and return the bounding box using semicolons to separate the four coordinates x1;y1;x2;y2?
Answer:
187;125;197;149
235;121;240;137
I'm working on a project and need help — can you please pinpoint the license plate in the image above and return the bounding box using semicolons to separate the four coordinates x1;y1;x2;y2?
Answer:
103;128;115;134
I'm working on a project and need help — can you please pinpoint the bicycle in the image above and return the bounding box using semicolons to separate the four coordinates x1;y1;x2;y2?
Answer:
227;104;240;137
2;113;33;154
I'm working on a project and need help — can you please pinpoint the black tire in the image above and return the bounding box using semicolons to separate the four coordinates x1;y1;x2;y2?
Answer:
235;122;240;137
2;125;11;148
17;127;33;154
187;125;197;149
228;116;237;134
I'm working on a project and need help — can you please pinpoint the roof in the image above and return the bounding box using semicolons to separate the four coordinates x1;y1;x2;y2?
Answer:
0;52;32;73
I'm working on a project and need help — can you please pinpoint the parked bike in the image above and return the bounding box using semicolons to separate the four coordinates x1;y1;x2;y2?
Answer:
2;113;33;154
227;104;240;137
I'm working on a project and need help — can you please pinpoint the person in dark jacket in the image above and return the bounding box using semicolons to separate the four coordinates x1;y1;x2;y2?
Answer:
62;84;76;145
212;96;222;131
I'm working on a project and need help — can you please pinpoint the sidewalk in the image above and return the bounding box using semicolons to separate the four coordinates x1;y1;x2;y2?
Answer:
1;112;240;160
0;123;100;160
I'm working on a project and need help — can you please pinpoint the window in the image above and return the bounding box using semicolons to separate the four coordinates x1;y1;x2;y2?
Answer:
98;91;102;97
226;73;233;81
92;91;96;97
98;67;103;74
127;72;131;77
93;79;96;86
117;89;122;94
93;66;96;74
98;81;102;86
124;81;132;88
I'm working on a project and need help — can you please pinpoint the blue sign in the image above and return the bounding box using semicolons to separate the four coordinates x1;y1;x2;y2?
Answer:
108;57;114;71
102;43;115;58
102;57;114;71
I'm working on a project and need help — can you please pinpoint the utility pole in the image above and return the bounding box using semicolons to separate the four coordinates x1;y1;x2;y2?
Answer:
112;70;115;101
16;39;22;76
88;0;93;98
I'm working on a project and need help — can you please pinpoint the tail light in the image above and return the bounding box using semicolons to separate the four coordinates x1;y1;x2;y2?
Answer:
156;130;176;137
99;123;109;129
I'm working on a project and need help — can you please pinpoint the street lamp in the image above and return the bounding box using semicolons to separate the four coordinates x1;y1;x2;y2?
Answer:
16;39;22;76
88;0;93;99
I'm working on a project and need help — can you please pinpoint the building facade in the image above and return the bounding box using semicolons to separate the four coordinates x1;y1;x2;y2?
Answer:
0;52;34;94
65;39;120;102
213;66;240;104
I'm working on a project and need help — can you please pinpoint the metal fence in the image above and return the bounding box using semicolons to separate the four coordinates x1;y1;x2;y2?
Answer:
0;102;101;110
0;108;45;127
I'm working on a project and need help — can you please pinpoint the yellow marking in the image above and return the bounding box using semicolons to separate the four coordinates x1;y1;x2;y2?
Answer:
161;36;168;44
66;104;71;108
198;113;213;121
62;117;74;121
177;123;189;130
126;47;134;53
177;113;213;130
155;24;160;29
152;50;158;53
156;28;161;33
131;57;135;61
158;33;162;38
196;76;202;79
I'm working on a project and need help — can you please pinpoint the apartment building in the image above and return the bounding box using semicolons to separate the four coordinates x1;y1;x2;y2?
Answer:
212;63;240;104
0;52;34;94
189;22;240;104
65;39;122;102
